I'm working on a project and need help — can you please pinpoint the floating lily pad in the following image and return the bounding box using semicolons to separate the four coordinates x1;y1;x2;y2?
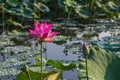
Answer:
47;59;77;71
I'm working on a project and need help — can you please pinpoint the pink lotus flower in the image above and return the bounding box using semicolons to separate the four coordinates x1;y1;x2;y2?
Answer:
29;22;59;42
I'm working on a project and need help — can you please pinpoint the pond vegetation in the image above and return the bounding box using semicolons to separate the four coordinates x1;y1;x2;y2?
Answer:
0;0;120;80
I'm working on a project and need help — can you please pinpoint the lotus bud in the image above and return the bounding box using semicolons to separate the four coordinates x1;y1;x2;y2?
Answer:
82;43;90;55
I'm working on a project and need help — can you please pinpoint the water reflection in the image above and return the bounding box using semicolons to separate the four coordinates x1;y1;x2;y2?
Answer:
45;43;78;61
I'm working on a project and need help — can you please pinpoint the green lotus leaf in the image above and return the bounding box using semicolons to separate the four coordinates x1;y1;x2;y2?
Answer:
47;59;77;71
58;0;65;7
75;8;89;18
5;9;17;15
78;46;120;80
28;66;46;73
6;0;18;7
23;2;34;10
8;30;27;36
23;8;33;18
53;35;68;41
22;0;29;3
96;1;102;8
10;5;23;13
3;7;17;15
64;0;77;7
34;2;50;13
41;0;51;3
107;1;117;9
16;70;42;80
7;19;23;28
16;67;60;80
16;72;29;80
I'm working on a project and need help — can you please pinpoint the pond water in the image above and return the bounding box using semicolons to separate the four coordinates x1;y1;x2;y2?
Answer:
0;21;120;80
44;43;79;80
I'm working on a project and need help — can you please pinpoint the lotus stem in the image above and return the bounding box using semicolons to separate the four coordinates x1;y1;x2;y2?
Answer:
2;4;5;31
67;7;72;25
21;16;24;25
85;55;89;80
40;42;43;80
34;0;36;22
26;65;31;80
